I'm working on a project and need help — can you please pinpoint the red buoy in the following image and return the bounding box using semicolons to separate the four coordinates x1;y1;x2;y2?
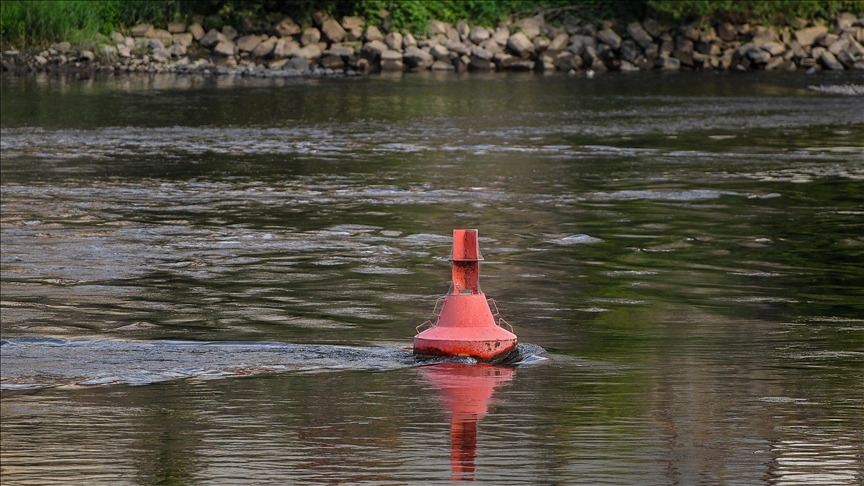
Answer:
413;229;518;362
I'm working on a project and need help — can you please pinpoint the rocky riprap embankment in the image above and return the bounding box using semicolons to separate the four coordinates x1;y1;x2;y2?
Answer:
3;10;864;77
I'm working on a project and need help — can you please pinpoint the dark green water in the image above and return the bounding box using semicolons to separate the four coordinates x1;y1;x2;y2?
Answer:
2;71;863;484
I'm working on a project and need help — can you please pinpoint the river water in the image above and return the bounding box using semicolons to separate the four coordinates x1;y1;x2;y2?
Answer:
1;70;863;484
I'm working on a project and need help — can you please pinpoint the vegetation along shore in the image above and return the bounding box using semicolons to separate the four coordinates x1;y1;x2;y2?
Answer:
2;1;864;78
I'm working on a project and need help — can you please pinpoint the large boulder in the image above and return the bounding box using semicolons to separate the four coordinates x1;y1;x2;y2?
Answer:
794;25;828;47
515;15;543;39
402;45;433;69
236;34;267;53
361;40;388;58
385;32;403;51
507;32;534;57
221;25;238;41
430;44;450;61
273;17;300;37
130;23;153;37
274;38;300;58
596;28;621;49
428;20;447;36
717;22;737;41
320;18;346;43
627;22;654;49
364;25;384;42
188;23;205;41
380;49;403;71
548;32;569;52
296;44;322;61
819;51;845;70
200;29;227;49
173;33;193;47
301;28;321;46
252;36;278;57
213;40;235;56
468;26;489;45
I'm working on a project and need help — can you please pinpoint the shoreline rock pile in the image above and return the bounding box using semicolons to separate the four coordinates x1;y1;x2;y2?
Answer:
3;11;864;77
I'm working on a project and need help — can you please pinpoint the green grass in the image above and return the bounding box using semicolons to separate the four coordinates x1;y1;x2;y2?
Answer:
2;1;862;49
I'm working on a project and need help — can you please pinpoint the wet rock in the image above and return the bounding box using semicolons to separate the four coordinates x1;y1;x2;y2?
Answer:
431;59;455;70
213;40;236;56
285;57;309;72
272;17;300;38
200;29;227;48
319;52;345;70
403;45;433;69
620;40;637;62
657;55;680;70
252;37;278;57
597;28;622;49
837;50;857;68
819;51;845;70
321;18;346;43
553;51;582;70
581;45;599;65
188;23;205;41
508;32;534;57
380;50;403;71
131;23;153;37
469;26;490;45
628;22;655;49
747;47;770;63
365;25;384;42
795;25;828;47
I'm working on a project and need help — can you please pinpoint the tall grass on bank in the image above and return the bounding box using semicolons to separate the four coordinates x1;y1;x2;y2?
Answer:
0;0;180;48
3;0;863;49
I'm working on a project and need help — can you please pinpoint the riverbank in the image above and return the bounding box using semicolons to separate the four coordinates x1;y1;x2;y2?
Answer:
2;10;864;78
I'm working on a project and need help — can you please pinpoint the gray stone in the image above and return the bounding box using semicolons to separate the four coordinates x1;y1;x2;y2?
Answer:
147;38;165;51
515;15;543;40
130;23;153;37
173;33;193;47
109;32;124;43
533;36;550;52
445;40;469;56
167;22;186;34
567;35;595;55
237;34;266;52
365;25;384;42
301;28;321;46
273;17;300;37
361;40;388;58
428;20;447;36
213;40;235;56
35;55;48;65
431;59;454;71
446;27;460;43
581;45;599;65
619;60;640;72
816;33;838;48
492;27;510;46
553;51;582;71
620;40;637;62
430;44;449;61
385;32;403;51
319;53;345;69
674;48;694;66
274;38;300;58
296;44;322;61
717;22;737;42
380;49;403;71
548;33;569;51
268;58;289;69
403;32;417;49
819;51;845;70
828;38;849;55
328;46;354;57
79;50;95;61
597;28;621;49
321;18;346;43
507;32;535;57
627;22;654;49
456;21;470;40
468;26;489;45
167;44;186;58
200;29;227;48
534;54;554;71
341;16;364;30
403;45;433;68
285;57;309;72
52;41;71;54
761;41;786;56
657;55;680;70
470;45;493;61
252;37;278;57
188;23;205;41
222;25;238;41
117;44;131;58
642;19;662;39
794;25;828;47
835;50;856;68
